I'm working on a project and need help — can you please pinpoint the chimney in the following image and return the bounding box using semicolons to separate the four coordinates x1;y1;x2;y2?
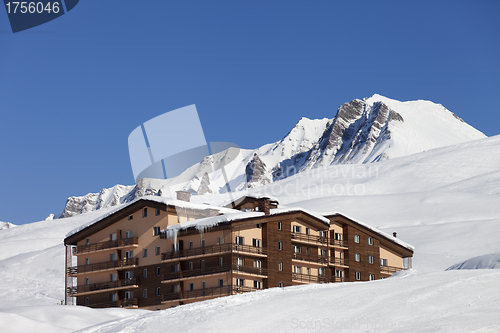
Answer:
257;198;271;215
176;190;191;202
393;232;397;238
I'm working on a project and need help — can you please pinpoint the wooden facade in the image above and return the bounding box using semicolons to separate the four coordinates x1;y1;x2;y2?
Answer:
64;196;413;310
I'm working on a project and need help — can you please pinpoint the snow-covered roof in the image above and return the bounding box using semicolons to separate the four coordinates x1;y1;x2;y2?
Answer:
221;193;280;208
327;212;415;252
270;207;330;224
65;195;238;239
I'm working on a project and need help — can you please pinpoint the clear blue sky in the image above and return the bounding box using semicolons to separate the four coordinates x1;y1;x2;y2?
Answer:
1;1;499;225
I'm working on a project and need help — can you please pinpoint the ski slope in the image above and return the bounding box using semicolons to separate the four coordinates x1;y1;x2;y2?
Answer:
0;135;499;332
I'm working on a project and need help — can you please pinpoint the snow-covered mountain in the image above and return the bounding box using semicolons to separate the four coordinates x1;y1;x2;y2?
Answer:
58;94;486;218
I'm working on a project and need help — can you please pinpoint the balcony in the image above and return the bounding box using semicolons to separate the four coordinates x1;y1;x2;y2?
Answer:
380;265;404;274
292;273;343;284
88;298;138;309
74;238;139;255
67;258;139;275
162;285;255;302
67;278;139;296
292;252;328;264
329;257;349;267
161;243;266;261
162;264;268;282
291;233;328;245
329;239;347;248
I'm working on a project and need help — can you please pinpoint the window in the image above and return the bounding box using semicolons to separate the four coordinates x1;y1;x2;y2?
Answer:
125;230;133;238
236;257;244;266
278;241;283;250
172;243;179;252
278;221;282;230
254;280;262;289
278;262;283;271
110;273;117;281
335;233;342;241
84;297;89;305
355;253;360;262
156;267;161;276
172;284;179;293
321;249;327;257
143;248;148;257
380;259;388;266
110;233;117;241
125;291;133;299
252;238;261;247
128;215;133;220
110;253;117;261
306;247;311;255
125;250;134;259
368;237;374;246
253;259;262;268
143;289;147;298
293;225;301;233
143;269;148;278
294;266;301;274
218;236;223;245
369;274;375;281
201;239;205;247
189;241;193;249
354;234;360;243
156;287;161;297
368;255;374;264
306;267;311;275
355;271;361;280
156;208;161;216
202;281;206;289
85;257;90;265
218;257;223;266
256;224;261;228
320;231;326;237
172;264;179;273
318;267;325;276
219;279;224;287
201;260;205;269
153;227;161;236
85;277;89;285
189;283;194;291
236;278;244;287
279;282;284;288
143;207;147;218
156;246;161;256
110;293;117;302
188;262;193;270
125;271;133;280
294;245;301;254
235;236;244;245
86;238;90;245
336;270;343;278
305;228;309;235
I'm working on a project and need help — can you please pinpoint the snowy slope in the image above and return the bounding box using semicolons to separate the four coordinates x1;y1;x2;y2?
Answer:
0;133;498;332
56;94;486;218
446;253;500;270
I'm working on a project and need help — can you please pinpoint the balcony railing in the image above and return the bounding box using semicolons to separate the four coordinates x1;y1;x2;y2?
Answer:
292;252;328;264
162;285;255;302
292;273;343;284
161;243;266;261
67;278;138;295
291;233;328;244
88;298;138;309
67;258;138;275
329;257;349;266
74;238;139;254
380;265;404;274
163;264;268;281
329;239;346;247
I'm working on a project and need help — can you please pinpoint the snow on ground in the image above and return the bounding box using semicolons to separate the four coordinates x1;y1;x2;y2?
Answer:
446;253;500;270
0;135;499;332
75;270;500;333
